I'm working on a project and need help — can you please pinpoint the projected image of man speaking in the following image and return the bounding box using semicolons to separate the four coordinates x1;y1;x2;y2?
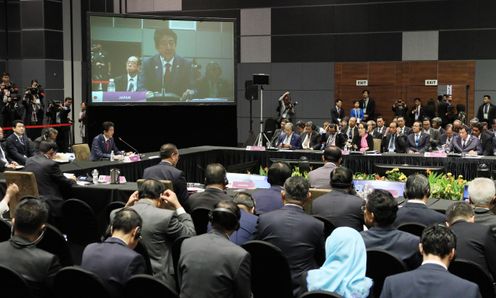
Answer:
141;28;195;101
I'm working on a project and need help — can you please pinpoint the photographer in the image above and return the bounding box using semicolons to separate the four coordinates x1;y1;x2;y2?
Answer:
276;91;297;123
23;80;45;125
392;99;408;118
0;72;20;127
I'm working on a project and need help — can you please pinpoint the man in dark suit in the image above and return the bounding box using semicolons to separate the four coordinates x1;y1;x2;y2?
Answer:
407;121;431;153
277;122;302;150
343;117;359;140
468;177;496;239
143;143;189;205
270;119;289;147
81;208;146;295
185;163;232;212
372;116;387;139
197;61;233;99
228;192;258;245
114;56;144;92
396;116;411;136
300;121;321;150
312;166;365;231
446;202;496;281
470;122;493;156
381;122;403;153
408;98;424;126
360;89;375;121
439;124;457;148
361;190;421;270
330;99;345;124
252;162;291;215
141;28;194;100
5;120;35;165
0;126;19;170
179;200;251;298
448;126;483;155
380;225;481;298
394;174;446;227
255;176;324;296
0;198;61;296
90;121;123;161
477;95;496;126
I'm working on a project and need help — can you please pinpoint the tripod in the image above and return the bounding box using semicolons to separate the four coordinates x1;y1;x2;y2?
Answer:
254;86;270;147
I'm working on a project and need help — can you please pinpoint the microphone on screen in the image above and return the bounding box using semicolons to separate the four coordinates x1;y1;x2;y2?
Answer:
118;137;140;155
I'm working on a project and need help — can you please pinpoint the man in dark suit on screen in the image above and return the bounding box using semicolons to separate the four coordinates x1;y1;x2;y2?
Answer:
114;56;144;92
141;28;194;101
143;143;189;205
380;225;481;298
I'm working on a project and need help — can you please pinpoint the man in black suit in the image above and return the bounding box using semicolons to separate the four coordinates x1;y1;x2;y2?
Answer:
446;202;496;281
114;56;144;92
330;99;345;124
197;61;233;99
255;176;324;296
406;121;430;153
439;124;457;148
361;190;421;269
143;143;189;205
381;225;481;298
0;198;61;296
252;162;291;215
5;120;35;165
343;117;359;140
90;121;124;161
270;118;288;147
470;122;494;156
477;95;496;126
394;174;446;227
468;177;496;238
81;208;146;295
185;163;232;212
0;126;18;170
381;122;401;153
448;126;483;155
360;89;375;121
312;166;365;231
55;97;72;152
396;116;411;136
372;116;387;139
408;97;424;126
179;200;251;298
141;28;194;100
300;121;321;150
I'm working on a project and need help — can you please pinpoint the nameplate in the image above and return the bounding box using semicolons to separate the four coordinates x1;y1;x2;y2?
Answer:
246;146;266;151
424;152;447;158
92;91;147;102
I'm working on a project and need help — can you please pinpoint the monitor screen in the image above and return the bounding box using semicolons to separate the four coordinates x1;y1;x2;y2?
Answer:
88;14;236;105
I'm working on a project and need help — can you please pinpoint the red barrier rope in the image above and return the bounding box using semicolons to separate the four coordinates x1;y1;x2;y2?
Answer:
2;123;73;131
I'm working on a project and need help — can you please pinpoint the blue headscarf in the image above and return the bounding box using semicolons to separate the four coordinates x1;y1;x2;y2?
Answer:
306;227;373;298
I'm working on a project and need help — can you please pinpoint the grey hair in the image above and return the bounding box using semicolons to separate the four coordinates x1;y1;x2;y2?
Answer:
468;178;496;206
283;176;310;202
404;174;430;200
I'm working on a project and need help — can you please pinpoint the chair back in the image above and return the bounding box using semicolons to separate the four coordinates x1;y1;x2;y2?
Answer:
53;266;112;298
449;259;495;298
61;199;99;245
0;264;34;298
172;235;190;289
242;240;293;298
366;249;407;298
300;291;344;298
191;208;211;235
312;215;336;238
124;274;178;298
136;179;173;191
4;171;39;218
306;188;332;214
0;219;11;242
102;201;126;235
72;144;91;161
134;241;153;275
396;222;426;237
373;138;382;152
37;224;73;267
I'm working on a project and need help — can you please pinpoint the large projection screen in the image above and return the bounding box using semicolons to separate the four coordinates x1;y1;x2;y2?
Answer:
88;14;236;105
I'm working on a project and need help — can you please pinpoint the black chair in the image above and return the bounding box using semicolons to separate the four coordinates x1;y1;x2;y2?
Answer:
0;265;35;298
0;219;11;242
396;222;426;237
449;259;495;298
300;291;343;298
191;208;210;235
242;240;293;298
37;224;73;267
53;266;112;298
264;118;278;140
366;249;407;298
312;215;336;238
124;274;178;298
171;235;190;289
134;241;153;275
103;201;126;228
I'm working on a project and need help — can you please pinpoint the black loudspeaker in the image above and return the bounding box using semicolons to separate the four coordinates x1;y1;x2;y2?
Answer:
253;73;270;85
245;80;258;100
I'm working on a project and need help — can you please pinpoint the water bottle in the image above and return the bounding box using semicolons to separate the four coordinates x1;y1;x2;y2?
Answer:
91;169;98;184
110;150;115;161
107;79;115;92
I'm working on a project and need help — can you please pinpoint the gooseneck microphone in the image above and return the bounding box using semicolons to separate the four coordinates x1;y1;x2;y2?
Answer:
118;137;139;154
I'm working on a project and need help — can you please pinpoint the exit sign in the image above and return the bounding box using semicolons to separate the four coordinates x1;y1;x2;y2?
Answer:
425;79;438;86
356;80;368;86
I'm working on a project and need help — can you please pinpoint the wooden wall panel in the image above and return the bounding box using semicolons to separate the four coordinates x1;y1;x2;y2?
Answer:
336;62;369;85
402;61;438;86
369;62;398;86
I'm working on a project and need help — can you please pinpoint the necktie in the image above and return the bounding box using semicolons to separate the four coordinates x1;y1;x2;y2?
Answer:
485;104;489;114
462;140;466;149
415;134;420;146
163;63;171;91
127;78;134;92
104;140;110;152
389;135;396;151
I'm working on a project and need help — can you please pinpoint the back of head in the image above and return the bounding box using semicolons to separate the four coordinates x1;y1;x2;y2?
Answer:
204;163;227;186
38;140;58;154
233;192;256;210
14;197;48;235
366;189;398;227
468;177;496;207
421;224;456;258
267;162;292;186
446;202;474;225
210;200;241;231
111;207;143;234
138;179;165;200
330;167;353;189
323;146;342;163
159;143;177;160
283;176;310;202
404;174;430;200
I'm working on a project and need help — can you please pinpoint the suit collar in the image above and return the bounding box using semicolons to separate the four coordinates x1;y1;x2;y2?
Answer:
420;262;448;271
105;237;128;247
205;187;226;193
283;204;304;212
404;201;428;208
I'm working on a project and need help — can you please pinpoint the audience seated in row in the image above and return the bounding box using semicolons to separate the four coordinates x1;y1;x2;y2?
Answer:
251;162;291;215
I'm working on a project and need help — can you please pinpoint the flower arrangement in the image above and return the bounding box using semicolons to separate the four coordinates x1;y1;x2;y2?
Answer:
385;168;408;182
427;171;466;201
291;166;309;179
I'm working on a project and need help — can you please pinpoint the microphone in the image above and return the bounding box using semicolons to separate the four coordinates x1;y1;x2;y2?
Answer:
118;137;139;154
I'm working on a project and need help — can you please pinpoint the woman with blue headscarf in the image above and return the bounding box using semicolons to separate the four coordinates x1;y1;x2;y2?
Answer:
305;227;373;298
